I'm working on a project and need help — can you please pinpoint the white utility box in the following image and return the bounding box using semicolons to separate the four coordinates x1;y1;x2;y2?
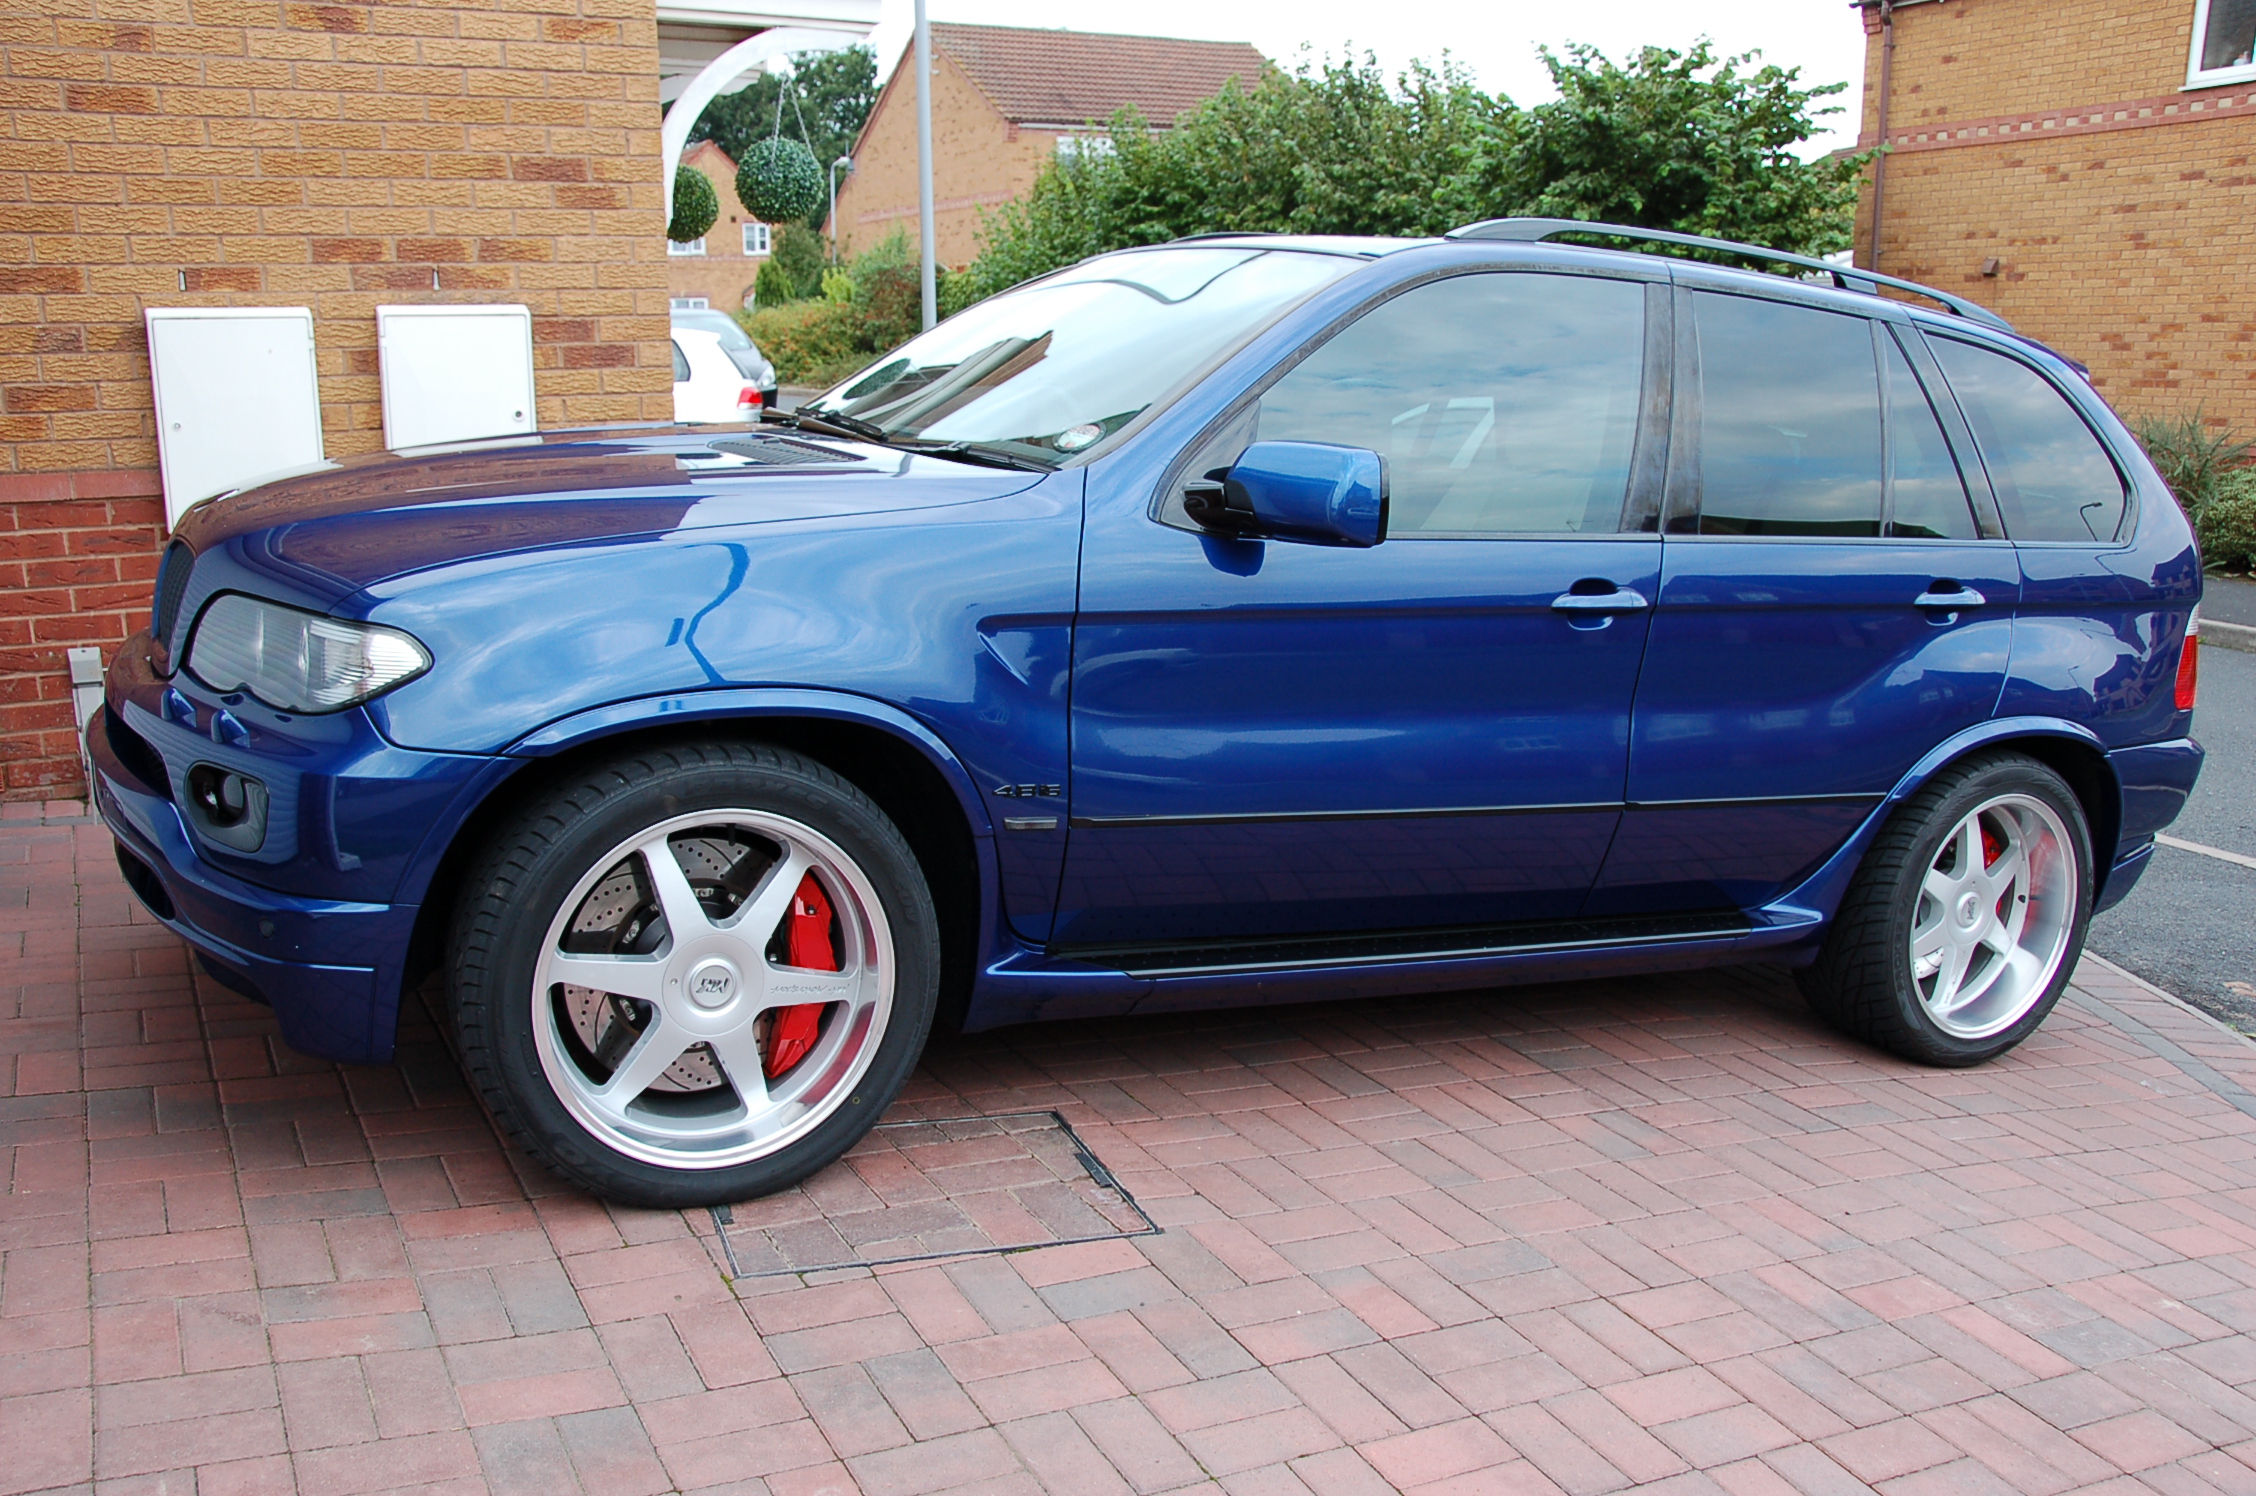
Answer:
145;307;326;529
376;304;538;450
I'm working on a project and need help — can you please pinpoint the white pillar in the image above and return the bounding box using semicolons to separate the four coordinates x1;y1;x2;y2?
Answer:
662;27;859;226
914;0;936;330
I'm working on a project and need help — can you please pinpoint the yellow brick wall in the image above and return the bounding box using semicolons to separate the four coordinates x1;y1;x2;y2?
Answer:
832;46;1060;269
1856;0;2256;429
0;0;675;477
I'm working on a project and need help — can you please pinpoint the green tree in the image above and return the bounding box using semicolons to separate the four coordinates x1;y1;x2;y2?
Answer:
957;41;1862;303
689;47;876;228
1498;42;1862;257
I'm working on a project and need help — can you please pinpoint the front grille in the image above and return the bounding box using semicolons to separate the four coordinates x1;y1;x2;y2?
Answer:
153;538;194;648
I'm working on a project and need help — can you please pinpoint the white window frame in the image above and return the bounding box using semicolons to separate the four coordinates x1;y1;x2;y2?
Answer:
742;222;771;257
668;236;707;256
2187;0;2256;88
670;296;709;311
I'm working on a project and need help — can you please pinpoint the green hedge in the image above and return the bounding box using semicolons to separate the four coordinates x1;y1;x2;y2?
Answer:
741;230;937;387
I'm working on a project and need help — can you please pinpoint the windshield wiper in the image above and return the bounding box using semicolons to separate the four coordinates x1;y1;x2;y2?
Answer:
765;408;1051;472
764;407;888;443
896;441;1055;472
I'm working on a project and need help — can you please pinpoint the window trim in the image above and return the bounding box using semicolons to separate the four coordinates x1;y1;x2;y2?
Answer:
1915;327;2137;547
1151;263;1673;542
667;237;706;257
742;222;770;257
2187;0;2256;88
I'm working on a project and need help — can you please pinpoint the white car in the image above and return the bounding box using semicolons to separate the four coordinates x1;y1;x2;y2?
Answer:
671;325;763;424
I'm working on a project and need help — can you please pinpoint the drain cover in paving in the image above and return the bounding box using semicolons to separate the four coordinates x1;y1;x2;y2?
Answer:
711;1110;1159;1277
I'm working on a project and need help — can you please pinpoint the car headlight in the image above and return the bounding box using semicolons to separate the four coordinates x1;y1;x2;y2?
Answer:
184;593;431;713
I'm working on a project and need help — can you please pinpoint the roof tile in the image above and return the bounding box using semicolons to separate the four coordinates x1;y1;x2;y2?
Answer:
930;22;1267;129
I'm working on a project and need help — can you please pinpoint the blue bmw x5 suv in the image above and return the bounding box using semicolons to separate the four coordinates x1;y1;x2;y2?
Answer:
89;221;2206;1205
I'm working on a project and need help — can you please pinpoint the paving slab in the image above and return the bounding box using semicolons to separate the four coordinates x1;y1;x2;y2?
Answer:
7;802;2256;1494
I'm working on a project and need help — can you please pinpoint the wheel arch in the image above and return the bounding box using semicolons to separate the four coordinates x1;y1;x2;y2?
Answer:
1772;717;2123;936
400;690;995;1038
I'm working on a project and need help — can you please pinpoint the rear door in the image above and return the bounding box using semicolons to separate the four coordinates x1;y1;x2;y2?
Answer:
1060;267;1668;957
1594;283;2019;916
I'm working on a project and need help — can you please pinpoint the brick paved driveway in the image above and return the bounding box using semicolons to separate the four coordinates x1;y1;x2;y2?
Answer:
8;801;2256;1496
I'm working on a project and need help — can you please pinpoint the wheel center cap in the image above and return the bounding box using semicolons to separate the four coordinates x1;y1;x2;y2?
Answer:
684;956;741;1010
1955;890;1983;929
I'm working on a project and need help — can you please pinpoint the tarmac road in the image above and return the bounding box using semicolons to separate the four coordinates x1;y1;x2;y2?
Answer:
2089;575;2256;1031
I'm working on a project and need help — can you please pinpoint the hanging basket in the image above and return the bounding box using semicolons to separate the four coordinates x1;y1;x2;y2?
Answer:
736;138;824;225
668;166;718;244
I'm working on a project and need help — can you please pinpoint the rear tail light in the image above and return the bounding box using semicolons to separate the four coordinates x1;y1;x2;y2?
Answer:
2175;611;2199;711
735;384;760;410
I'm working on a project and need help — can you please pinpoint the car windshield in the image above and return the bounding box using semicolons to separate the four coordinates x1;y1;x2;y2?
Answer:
801;247;1355;464
673;310;755;353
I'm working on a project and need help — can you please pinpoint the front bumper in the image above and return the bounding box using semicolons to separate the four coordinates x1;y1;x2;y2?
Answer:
89;704;420;1063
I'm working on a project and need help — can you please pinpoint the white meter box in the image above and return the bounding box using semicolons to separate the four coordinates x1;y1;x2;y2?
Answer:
376;304;537;450
145;307;325;529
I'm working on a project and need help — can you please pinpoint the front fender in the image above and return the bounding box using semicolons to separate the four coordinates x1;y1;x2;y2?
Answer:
507;686;996;841
1761;715;2117;938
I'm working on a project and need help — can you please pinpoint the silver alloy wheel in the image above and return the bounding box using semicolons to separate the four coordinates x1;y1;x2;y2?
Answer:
530;809;894;1171
1909;792;2077;1040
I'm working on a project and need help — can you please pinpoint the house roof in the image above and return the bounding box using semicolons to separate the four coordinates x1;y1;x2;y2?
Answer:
930;22;1266;129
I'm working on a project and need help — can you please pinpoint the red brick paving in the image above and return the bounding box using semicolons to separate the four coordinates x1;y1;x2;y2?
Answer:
7;801;2256;1494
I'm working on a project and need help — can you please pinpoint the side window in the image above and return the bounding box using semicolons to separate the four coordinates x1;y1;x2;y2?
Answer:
1927;336;2128;543
1205;272;1648;535
671;340;691;383
1881;331;1979;540
1691;292;1882;536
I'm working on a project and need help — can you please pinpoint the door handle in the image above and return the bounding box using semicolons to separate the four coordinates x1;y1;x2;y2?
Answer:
1914;584;1987;609
1551;587;1649;612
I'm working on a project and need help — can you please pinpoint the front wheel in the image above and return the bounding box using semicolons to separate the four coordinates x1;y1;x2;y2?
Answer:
1799;752;2091;1066
448;741;939;1207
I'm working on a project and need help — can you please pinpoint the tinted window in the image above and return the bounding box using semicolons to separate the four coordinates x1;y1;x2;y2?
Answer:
1928;336;2127;543
1246;273;1646;534
1693;293;1882;536
671;340;690;383
1882;333;1978;540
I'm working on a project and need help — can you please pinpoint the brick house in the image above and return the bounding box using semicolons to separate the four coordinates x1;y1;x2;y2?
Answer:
0;0;873;798
833;23;1266;268
665;139;775;310
1854;0;2256;429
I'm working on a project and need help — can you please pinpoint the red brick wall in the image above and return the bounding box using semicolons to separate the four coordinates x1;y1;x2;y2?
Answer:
1855;0;2256;429
0;469;162;797
0;0;678;798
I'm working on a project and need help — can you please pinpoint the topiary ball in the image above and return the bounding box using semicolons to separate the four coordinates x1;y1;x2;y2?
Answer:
668;166;718;244
736;138;824;225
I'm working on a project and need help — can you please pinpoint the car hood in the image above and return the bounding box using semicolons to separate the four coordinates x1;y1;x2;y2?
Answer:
173;426;1047;594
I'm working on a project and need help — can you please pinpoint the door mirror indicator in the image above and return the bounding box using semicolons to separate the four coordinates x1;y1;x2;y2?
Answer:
1185;441;1388;548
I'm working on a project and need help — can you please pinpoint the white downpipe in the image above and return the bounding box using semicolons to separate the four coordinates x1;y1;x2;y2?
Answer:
914;0;935;329
662;26;858;224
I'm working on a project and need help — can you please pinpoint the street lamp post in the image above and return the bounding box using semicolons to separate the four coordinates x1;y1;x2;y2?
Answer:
828;156;853;266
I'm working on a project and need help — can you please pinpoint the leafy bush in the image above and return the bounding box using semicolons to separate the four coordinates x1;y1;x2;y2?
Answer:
743;231;940;386
736;138;825;224
954;42;1864;305
668;167;718;244
2202;467;2256;573
749;222;828;308
2132;410;2256;573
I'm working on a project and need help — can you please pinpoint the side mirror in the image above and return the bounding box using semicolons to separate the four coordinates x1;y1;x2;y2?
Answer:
1183;441;1388;548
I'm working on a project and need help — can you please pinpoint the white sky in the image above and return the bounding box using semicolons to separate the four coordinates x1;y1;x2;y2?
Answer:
860;1;1871;160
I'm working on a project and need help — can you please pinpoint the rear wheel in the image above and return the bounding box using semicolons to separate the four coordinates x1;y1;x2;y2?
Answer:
449;741;938;1206
1799;752;2090;1066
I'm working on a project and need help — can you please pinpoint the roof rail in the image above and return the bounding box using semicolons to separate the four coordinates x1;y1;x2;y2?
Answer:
1445;218;2013;332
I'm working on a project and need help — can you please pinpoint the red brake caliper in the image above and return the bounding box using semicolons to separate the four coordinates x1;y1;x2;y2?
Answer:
765;872;834;1078
1981;818;2009;920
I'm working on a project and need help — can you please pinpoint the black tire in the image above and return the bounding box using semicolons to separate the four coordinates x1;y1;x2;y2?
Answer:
448;739;940;1207
1798;751;2092;1067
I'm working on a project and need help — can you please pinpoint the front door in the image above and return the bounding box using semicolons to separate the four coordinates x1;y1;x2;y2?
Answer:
1593;284;2020;915
1058;268;1667;956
